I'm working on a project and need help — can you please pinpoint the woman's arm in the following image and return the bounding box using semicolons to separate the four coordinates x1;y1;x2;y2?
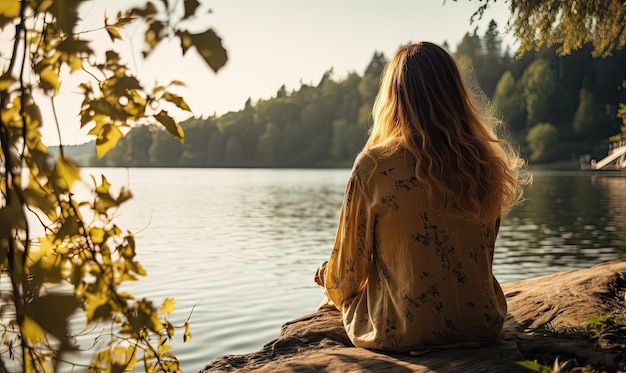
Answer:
323;174;374;309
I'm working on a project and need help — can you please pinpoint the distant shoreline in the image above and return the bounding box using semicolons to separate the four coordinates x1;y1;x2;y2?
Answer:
48;142;625;172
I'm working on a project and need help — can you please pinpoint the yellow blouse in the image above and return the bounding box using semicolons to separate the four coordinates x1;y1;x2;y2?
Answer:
323;148;507;352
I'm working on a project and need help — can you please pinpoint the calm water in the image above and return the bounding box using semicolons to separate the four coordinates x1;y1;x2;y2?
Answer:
61;168;626;372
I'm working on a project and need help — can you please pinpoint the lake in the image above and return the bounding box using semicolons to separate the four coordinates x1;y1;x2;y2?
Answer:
62;167;626;372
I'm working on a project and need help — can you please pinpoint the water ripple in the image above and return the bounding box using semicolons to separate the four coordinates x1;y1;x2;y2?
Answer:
58;167;626;372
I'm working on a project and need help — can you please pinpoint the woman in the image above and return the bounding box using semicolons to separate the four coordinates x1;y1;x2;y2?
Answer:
314;42;528;352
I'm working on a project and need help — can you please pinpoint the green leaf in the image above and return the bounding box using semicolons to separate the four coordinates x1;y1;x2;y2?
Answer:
116;187;133;205
57;36;93;55
94;349;112;370
25;294;80;349
0;0;18;30
175;30;193;56
49;0;81;35
127;234;136;251
110;75;142;97
168;80;186;87
21;316;46;346
21;97;44;152
107;225;123;237
160;343;173;354
0;190;26;239
90;227;106;244
23;186;56;221
53;156;81;191
143;20;165;57
189;28;228;73
183;0;201;19
131;2;158;17
0;99;18;130
515;360;556;373
112;344;137;371
113;11;136;28
127;89;147;114
40;67;61;95
87;98;129;121
163;92;191;112
617;103;626;126
0;0;19;17
94;176;132;213
95;174;111;194
33;235;55;262
95;192;117;214
55;215;80;242
96;123;124;158
0;72;12;91
28;250;65;288
127;259;147;277
585;313;612;325
155;110;184;139
0;0;19;29
104;14;124;43
160;298;175;315
106;25;123;42
131;299;164;334
85;291;113;324
105;50;122;66
68;54;84;74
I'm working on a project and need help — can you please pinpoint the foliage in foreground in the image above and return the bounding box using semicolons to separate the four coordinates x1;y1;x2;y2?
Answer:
516;311;626;373
0;0;226;371
454;0;626;58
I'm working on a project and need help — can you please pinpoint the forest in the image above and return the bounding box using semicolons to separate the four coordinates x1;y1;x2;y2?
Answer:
85;21;626;168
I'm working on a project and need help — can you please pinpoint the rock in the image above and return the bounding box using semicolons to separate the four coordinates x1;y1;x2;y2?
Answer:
201;260;626;372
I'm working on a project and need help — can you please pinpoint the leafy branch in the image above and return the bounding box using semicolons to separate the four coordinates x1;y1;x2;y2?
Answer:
0;0;227;371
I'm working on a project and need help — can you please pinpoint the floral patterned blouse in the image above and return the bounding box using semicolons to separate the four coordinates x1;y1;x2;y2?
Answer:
322;148;507;352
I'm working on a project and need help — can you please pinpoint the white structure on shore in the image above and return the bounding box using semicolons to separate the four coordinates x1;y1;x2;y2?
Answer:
588;139;626;170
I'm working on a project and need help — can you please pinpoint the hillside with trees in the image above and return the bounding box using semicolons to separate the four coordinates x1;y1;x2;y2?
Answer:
88;22;626;168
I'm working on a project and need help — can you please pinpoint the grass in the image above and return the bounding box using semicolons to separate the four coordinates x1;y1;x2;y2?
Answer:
515;311;626;373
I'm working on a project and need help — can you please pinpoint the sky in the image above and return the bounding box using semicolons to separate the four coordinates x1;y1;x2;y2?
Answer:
29;0;515;145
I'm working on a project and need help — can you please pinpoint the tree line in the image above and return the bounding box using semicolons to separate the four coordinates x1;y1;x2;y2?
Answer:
89;21;626;168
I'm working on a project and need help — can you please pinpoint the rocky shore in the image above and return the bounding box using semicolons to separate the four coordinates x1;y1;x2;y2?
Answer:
201;260;626;372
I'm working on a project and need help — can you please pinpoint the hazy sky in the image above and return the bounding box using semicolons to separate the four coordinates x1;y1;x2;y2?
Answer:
35;0;514;145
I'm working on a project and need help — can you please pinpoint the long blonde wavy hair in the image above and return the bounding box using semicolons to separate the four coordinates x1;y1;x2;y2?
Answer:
365;42;528;221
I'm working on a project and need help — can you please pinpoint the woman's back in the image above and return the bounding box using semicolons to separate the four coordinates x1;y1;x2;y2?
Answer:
317;41;527;353
325;148;507;351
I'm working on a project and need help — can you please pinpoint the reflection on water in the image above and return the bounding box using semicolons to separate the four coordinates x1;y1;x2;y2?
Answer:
58;168;624;372
496;170;626;281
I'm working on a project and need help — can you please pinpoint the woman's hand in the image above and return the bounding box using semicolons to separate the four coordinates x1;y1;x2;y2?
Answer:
314;261;328;286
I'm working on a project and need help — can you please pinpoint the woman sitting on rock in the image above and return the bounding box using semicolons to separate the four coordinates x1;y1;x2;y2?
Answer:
315;41;528;353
